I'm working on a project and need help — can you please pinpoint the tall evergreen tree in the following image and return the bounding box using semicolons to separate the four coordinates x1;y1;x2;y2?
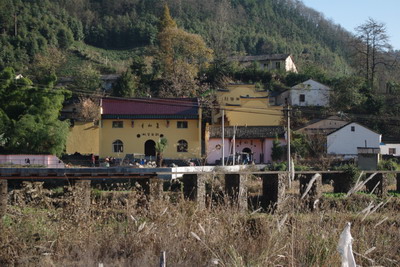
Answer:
0;67;71;156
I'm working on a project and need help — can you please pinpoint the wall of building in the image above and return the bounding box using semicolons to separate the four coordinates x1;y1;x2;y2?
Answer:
358;154;379;170
327;123;381;155
66;121;99;155
258;59;284;72
206;138;230;165
99;118;201;159
284;57;298;73
206;137;285;164
380;144;400;156
217;84;268;106
225;103;283;126
234;139;263;163
0;155;64;168
212;84;283;126
290;80;330;107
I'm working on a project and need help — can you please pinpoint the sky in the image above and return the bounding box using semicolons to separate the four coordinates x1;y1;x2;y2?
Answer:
301;0;399;50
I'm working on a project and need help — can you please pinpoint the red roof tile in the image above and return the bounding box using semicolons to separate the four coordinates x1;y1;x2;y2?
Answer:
101;98;199;117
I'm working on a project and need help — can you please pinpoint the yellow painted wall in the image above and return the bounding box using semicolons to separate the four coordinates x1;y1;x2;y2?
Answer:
99;118;201;159
66;121;99;155
226;100;283;126
213;84;283;126
217;84;268;106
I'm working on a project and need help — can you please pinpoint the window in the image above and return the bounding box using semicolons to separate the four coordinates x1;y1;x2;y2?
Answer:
177;140;188;152
177;121;188;128
112;140;123;153
112;121;123;128
389;148;396;155
299;94;305;102
351;126;355;132
275;62;281;69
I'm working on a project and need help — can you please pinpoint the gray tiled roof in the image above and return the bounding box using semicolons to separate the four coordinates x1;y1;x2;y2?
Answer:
209;125;285;139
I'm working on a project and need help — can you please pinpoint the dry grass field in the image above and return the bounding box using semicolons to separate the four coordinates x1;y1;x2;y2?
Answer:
0;180;399;267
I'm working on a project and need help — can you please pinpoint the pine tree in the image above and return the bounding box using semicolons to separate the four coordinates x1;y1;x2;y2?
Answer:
158;4;177;32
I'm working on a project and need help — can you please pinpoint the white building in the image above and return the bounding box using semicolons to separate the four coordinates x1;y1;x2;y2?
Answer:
290;79;331;107
228;54;298;73
380;138;400;156
327;122;381;156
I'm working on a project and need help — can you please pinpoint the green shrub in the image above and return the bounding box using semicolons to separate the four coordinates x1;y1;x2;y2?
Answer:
268;162;287;171
337;164;360;185
378;159;399;171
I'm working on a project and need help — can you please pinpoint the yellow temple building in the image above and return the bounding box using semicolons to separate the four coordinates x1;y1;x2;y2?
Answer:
66;97;202;161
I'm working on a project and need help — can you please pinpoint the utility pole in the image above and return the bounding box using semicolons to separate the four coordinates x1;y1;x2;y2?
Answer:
221;108;225;166
232;125;237;165
285;104;292;174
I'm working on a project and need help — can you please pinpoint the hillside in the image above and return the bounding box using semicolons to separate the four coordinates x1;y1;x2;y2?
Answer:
1;0;356;75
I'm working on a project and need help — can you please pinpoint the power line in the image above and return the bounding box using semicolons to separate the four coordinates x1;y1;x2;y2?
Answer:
2;77;400;123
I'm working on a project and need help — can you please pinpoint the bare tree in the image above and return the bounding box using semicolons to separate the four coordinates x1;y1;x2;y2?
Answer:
208;0;233;56
77;96;100;121
354;18;392;90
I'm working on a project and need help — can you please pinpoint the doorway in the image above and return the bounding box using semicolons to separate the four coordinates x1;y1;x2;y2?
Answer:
242;147;252;163
144;140;156;157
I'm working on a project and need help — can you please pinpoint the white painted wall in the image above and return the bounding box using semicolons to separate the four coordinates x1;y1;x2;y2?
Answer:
380;143;400;156
290;79;330;107
327;123;381;155
285;57;298;73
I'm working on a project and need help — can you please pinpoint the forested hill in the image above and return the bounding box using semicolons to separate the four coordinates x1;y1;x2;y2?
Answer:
1;0;354;74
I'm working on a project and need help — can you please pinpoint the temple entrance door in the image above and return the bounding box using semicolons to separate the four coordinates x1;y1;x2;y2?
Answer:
144;140;156;157
242;147;252;164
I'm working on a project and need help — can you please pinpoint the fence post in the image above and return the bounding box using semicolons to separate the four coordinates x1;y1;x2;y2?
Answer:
365;173;387;197
182;174;207;209
261;173;287;212
0;179;7;218
160;251;166;267
299;173;322;210
225;173;248;211
74;179;91;216
148;177;163;200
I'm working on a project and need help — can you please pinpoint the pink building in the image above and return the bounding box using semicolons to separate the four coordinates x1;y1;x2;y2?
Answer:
0;155;65;168
205;125;285;165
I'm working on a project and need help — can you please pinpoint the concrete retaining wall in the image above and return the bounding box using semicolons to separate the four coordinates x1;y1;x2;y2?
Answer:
261;173;286;211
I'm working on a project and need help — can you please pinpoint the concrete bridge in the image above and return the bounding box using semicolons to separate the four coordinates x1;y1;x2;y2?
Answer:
0;167;399;217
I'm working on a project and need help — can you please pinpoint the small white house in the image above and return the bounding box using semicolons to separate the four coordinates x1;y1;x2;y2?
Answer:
380;138;400;156
327;122;381;156
290;79;331;107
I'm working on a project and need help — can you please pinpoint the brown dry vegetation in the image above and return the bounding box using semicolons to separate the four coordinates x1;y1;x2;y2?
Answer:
0;182;399;267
